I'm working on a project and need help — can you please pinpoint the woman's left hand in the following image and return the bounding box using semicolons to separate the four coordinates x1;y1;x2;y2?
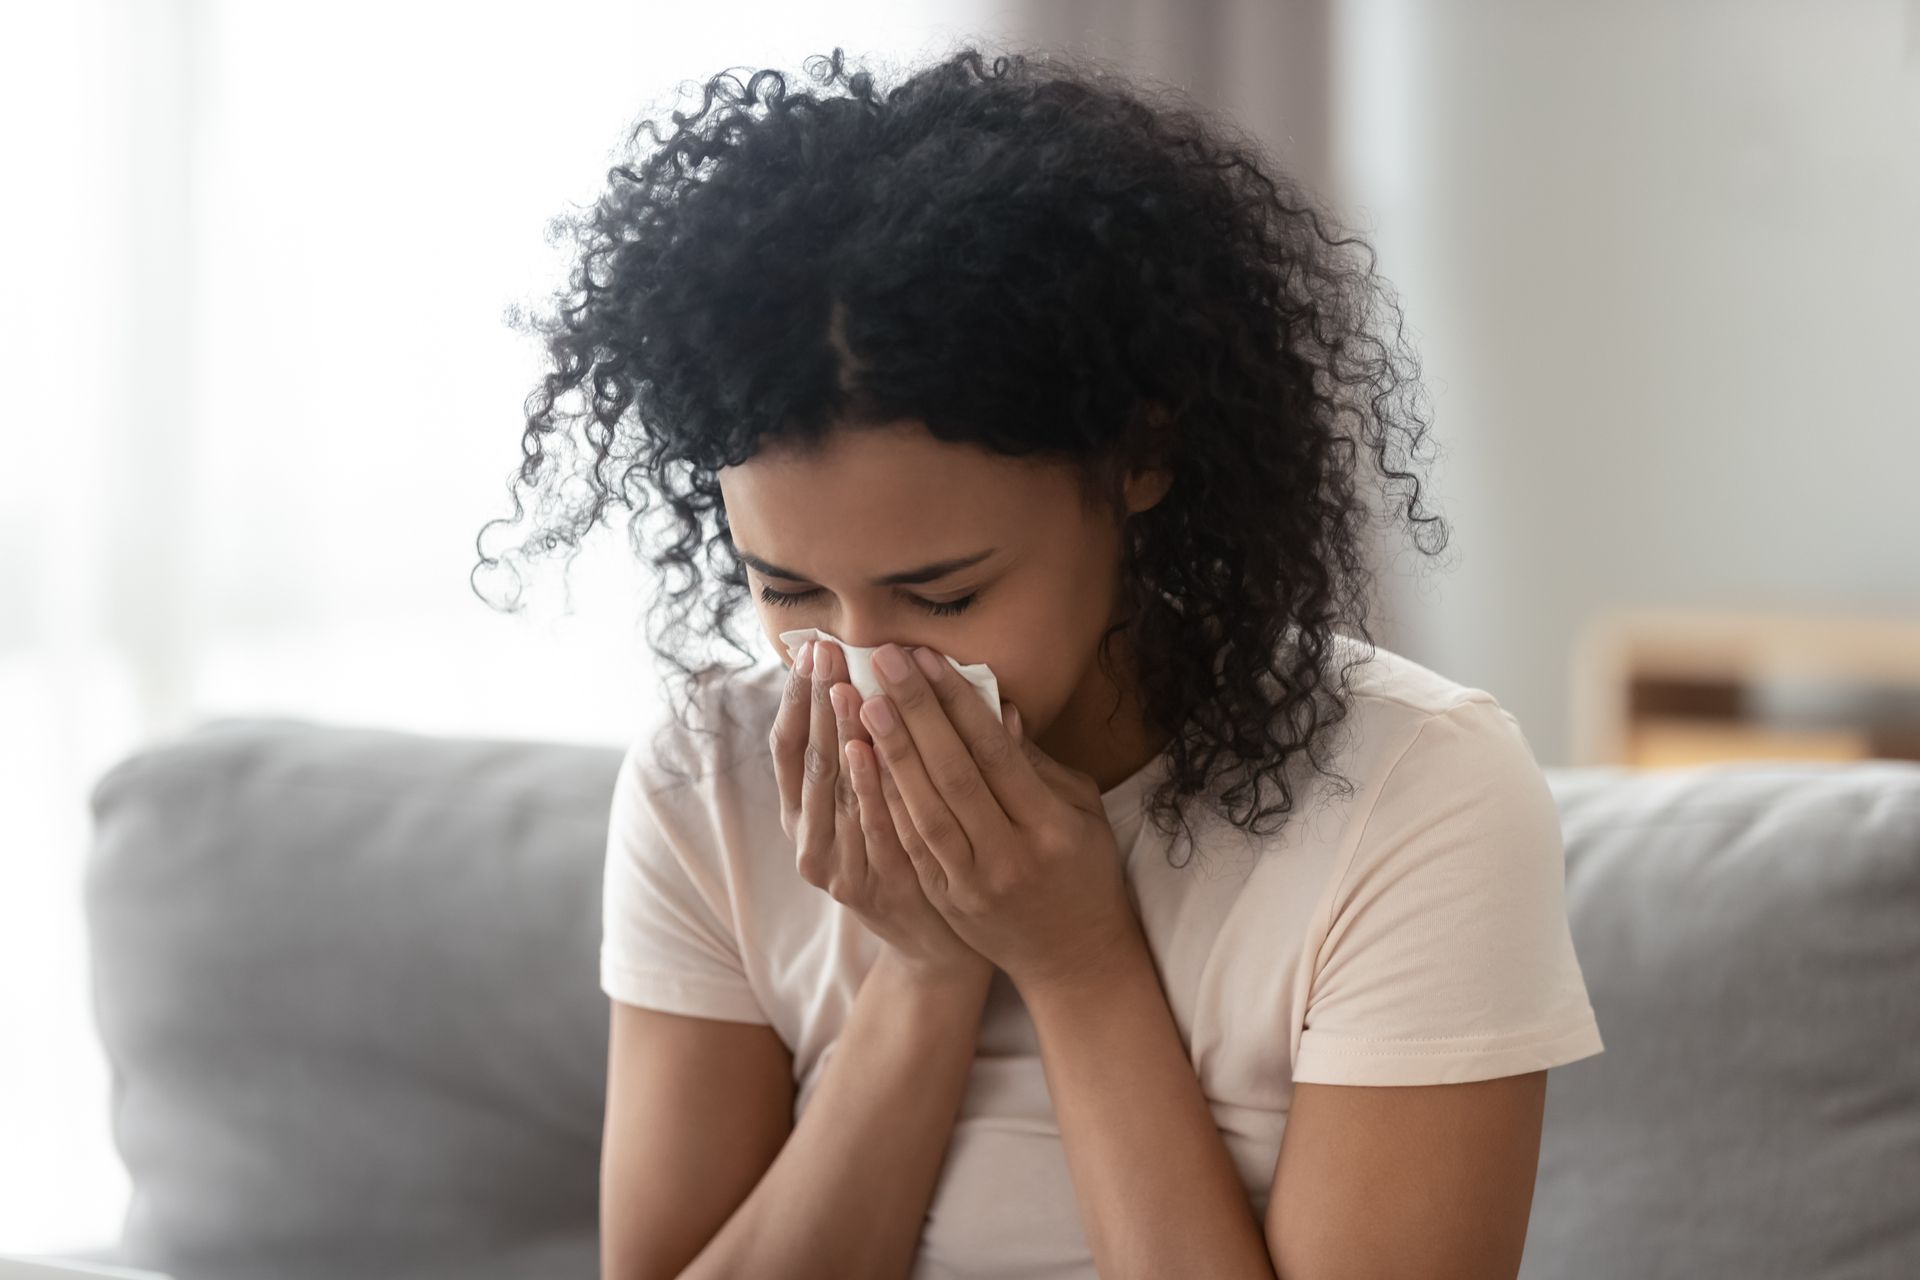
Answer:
855;642;1145;997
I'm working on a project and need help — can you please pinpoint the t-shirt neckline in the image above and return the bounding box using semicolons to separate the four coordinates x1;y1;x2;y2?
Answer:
1099;747;1173;828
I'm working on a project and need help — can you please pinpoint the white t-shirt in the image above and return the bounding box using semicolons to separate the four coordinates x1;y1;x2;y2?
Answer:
600;634;1605;1278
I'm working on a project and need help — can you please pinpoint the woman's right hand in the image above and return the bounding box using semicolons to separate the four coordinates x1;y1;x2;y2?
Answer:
772;637;996;989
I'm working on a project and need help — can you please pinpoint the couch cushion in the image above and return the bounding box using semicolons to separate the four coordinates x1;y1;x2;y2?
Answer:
84;717;622;1280
1529;759;1920;1279
84;721;1920;1278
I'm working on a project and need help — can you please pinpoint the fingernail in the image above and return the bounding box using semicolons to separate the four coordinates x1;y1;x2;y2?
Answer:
1009;706;1022;739
796;640;814;675
874;644;911;681
911;646;944;679
863;695;896;734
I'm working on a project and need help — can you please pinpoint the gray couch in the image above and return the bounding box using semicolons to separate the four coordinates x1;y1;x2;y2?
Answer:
55;716;1920;1278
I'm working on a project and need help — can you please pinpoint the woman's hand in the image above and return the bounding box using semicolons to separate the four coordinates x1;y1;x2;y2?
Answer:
771;637;995;989
854;642;1145;998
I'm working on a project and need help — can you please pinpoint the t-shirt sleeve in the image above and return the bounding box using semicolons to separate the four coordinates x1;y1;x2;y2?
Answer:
599;733;771;1025
1291;696;1605;1086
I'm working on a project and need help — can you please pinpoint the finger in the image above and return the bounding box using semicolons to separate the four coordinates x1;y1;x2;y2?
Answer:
843;735;915;884
796;639;843;887
868;730;951;899
1017;731;1105;813
770;639;814;837
829;667;877;781
828;679;872;900
860;672;985;881
884;643;1050;834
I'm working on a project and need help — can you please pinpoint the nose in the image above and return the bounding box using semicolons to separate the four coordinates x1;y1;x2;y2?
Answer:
801;626;913;659
786;628;924;686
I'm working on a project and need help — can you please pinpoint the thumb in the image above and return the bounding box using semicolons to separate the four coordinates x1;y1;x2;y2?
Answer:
1011;714;1080;789
1009;707;1072;791
1006;703;1063;780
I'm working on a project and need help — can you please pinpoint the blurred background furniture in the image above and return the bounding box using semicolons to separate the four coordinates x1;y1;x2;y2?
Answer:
1571;608;1920;769
61;717;1920;1280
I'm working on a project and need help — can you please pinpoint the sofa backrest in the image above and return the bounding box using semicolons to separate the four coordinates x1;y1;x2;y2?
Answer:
85;717;619;1280
83;719;1920;1279
1533;758;1920;1278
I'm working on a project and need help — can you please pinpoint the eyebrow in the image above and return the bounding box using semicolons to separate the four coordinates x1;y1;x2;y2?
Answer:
735;546;997;587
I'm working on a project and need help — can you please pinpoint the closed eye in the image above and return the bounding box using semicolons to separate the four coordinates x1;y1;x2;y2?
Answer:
757;584;978;618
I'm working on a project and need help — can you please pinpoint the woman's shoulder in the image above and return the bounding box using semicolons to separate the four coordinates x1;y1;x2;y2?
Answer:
1330;631;1499;722
1319;634;1553;833
1250;633;1540;835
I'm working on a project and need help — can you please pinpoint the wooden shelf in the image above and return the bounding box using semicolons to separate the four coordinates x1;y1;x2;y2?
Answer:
1570;608;1920;767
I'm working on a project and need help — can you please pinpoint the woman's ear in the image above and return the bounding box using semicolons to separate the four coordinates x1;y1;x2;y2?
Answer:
1125;464;1174;516
1125;402;1177;516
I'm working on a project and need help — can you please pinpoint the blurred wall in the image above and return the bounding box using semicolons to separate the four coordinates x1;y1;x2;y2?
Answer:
1336;0;1919;764
1010;0;1336;200
1018;0;1920;763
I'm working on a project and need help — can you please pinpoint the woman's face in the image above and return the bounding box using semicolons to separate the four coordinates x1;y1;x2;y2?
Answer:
716;420;1167;747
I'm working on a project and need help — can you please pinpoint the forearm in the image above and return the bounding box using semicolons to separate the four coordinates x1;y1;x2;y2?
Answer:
1021;932;1276;1280
680;951;990;1280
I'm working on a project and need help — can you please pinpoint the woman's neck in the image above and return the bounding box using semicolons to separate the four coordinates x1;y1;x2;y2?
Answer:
1033;636;1175;795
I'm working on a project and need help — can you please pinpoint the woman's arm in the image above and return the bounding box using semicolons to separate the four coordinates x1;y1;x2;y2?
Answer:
1020;930;1278;1280
677;948;991;1280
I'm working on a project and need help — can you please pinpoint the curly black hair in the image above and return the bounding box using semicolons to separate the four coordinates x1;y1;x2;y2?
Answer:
472;41;1452;869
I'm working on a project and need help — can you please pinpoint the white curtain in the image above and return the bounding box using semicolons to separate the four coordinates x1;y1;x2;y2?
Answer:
0;0;992;1252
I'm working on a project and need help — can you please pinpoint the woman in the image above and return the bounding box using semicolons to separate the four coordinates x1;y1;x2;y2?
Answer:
474;43;1604;1280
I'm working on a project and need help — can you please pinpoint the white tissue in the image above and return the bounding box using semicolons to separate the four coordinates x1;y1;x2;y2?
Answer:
779;627;1005;724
